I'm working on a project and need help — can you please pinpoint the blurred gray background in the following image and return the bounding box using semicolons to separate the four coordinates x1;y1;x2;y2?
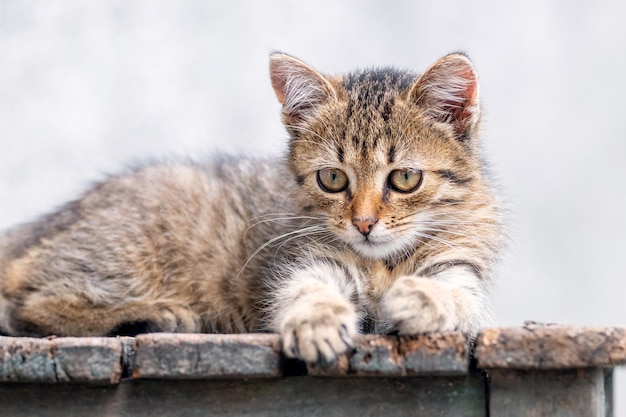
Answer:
1;0;625;412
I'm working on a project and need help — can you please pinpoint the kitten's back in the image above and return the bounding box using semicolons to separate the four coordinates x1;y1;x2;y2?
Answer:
0;156;296;336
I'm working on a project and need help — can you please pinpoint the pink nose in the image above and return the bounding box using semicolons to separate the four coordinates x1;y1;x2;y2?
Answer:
352;217;377;236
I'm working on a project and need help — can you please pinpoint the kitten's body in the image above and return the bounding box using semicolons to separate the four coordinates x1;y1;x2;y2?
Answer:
0;52;502;363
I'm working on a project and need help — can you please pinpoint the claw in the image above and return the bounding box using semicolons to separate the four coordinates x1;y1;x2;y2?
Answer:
339;324;354;348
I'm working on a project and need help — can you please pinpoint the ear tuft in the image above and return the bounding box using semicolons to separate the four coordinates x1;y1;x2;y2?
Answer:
410;53;480;136
269;52;336;125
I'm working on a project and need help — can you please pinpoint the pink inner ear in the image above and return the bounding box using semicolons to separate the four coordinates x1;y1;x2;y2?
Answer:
413;54;479;133
269;53;336;124
269;62;288;105
456;66;478;113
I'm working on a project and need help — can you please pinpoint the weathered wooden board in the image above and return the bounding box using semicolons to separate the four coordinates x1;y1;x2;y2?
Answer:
475;325;626;369
0;336;131;384
0;327;622;416
488;368;611;417
131;332;470;379
0;374;486;417
309;332;469;377
132;333;282;379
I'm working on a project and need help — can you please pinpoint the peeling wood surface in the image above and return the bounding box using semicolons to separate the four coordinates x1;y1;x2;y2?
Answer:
475;325;626;370
0;332;470;383
1;326;625;383
309;333;468;377
0;336;129;384
132;333;282;379
0;327;622;416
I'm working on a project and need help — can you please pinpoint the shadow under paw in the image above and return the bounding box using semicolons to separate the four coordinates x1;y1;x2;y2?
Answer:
107;320;162;337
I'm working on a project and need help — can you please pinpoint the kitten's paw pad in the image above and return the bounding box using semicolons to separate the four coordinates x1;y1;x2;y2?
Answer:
381;276;452;334
280;301;357;364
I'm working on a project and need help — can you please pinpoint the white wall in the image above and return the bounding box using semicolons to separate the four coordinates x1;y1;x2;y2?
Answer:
1;1;625;412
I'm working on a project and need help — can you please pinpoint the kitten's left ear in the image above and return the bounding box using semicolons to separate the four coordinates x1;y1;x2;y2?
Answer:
269;52;337;125
409;53;480;138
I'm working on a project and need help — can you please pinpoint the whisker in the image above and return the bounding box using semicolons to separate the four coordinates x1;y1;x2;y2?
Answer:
236;225;327;279
243;215;324;242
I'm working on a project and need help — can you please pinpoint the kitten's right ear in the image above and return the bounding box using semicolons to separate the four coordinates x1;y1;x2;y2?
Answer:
269;52;336;125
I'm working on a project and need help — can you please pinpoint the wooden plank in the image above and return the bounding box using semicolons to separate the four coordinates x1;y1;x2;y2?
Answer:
475;325;626;369
309;332;469;377
0;373;486;417
132;333;282;379
0;336;129;384
401;332;468;375
488;368;608;417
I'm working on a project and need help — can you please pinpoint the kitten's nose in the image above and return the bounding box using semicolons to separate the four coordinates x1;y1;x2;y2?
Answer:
352;217;378;236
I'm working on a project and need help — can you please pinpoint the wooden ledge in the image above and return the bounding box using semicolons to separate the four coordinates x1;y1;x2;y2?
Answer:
132;332;469;379
474;325;626;369
0;336;132;384
308;332;468;377
1;325;625;384
132;333;282;379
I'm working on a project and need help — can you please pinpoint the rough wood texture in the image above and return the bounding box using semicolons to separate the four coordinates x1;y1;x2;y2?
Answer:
488;368;611;417
309;332;469;377
132;333;282;379
475;325;626;369
0;374;486;417
0;327;621;416
0;336;127;384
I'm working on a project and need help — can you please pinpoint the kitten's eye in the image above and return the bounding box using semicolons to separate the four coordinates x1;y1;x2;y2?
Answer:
317;168;349;193
388;169;423;193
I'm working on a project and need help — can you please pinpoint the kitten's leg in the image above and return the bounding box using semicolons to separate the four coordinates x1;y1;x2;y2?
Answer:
6;294;201;336
271;261;360;364
380;265;486;334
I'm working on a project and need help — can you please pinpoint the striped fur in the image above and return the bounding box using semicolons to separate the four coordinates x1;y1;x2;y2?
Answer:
0;52;503;364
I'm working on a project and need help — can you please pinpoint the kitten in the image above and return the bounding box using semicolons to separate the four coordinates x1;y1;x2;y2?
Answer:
0;52;502;364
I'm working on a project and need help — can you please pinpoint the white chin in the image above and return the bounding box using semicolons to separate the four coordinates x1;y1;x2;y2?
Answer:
350;240;402;259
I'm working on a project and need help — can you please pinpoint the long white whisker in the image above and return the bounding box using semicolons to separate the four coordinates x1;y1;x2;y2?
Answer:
243;215;324;242
236;225;326;279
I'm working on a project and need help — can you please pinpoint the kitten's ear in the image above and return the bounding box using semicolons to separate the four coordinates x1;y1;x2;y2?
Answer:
409;53;480;137
270;52;337;125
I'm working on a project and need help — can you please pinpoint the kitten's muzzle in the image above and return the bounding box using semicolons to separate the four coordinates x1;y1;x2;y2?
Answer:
352;217;378;236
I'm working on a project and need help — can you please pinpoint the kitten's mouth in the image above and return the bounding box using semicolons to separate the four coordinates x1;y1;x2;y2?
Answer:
350;236;398;259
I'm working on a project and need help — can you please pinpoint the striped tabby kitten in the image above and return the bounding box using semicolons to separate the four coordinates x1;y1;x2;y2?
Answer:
0;52;502;364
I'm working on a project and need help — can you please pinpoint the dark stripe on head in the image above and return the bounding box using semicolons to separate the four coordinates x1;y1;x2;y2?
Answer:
382;101;393;122
387;144;396;164
360;139;369;159
337;146;345;163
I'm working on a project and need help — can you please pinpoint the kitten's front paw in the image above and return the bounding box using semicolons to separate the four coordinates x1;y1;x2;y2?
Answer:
280;299;358;364
380;275;454;334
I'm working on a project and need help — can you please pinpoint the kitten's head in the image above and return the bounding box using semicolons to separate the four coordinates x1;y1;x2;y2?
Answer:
270;52;486;260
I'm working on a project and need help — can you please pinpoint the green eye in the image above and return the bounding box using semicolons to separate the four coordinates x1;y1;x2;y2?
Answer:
317;168;349;193
388;169;423;193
